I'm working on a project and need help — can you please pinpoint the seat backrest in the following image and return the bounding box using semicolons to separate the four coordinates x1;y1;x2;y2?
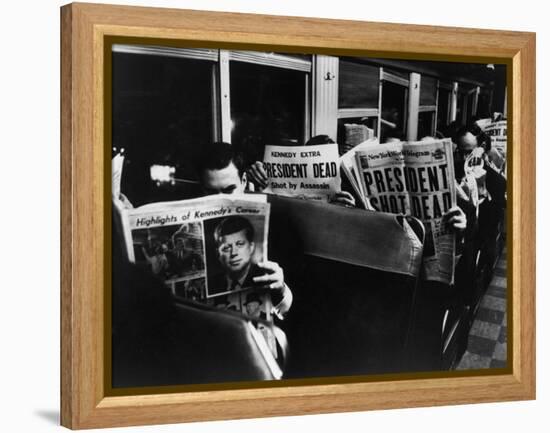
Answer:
111;259;279;388
267;195;423;276
266;195;424;378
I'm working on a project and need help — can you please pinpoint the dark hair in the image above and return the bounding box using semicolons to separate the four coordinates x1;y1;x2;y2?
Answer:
477;132;492;152
305;135;335;146
453;124;479;144
214;216;255;245
195;141;245;177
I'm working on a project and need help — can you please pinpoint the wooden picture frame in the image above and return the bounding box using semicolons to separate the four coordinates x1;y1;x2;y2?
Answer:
61;2;535;429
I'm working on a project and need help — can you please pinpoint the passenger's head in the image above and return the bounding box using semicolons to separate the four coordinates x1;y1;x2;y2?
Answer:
245;292;262;317
305;135;335;146
454;125;479;158
195;142;247;195
213;216;255;277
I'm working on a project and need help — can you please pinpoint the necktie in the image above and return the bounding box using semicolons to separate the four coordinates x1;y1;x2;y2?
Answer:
230;280;239;292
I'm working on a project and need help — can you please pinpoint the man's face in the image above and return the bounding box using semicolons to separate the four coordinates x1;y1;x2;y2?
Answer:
216;229;254;276
201;162;246;195
246;301;261;317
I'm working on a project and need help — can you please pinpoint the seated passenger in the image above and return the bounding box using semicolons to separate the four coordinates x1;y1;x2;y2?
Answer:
195;141;293;318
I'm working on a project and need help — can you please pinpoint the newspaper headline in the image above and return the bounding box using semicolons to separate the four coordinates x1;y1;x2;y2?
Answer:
262;143;341;201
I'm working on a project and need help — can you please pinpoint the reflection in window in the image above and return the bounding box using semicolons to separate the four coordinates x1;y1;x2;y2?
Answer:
456;92;466;125
420;76;437;107
230;62;307;165
112;52;215;205
381;81;407;142
466;90;477;121
337;117;377;154
338;60;379;109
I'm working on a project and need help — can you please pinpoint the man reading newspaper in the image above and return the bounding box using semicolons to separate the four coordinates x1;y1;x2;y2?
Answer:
195;141;293;318
114;141;293;320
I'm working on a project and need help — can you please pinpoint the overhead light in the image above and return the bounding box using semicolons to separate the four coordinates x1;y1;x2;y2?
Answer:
486;64;495;70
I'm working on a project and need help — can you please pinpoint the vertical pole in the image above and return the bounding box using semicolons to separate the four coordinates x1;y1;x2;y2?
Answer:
407;72;420;141
304;73;311;144
377;67;383;139
312;55;338;141
219;50;231;143
450;81;458;122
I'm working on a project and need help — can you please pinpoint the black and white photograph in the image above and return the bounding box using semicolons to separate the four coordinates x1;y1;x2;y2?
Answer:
203;214;267;297
130;221;205;281
111;42;508;388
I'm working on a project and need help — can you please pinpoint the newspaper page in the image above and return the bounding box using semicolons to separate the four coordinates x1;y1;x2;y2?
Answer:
403;139;457;285
262;143;341;201
342;123;374;154
483;120;507;177
339;138;378;210
355;139;457;284
355;141;411;215
120;194;277;353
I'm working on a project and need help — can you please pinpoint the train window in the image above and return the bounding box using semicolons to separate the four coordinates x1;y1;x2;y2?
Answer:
230;61;308;164
418;110;435;139
477;89;492;118
456;91;467;125
381;80;408;142
112;50;215;206
437;86;451;133
465;88;478;121
338;60;379;109
420;75;438;106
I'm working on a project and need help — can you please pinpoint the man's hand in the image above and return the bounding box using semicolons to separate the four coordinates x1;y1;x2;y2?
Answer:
247;161;268;190
442;205;467;233
253;261;285;294
329;191;356;207
118;193;134;209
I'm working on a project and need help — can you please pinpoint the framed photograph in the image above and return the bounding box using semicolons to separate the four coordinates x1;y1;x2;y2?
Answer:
61;2;535;429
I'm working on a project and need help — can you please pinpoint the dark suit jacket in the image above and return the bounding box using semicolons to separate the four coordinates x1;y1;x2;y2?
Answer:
208;263;287;311
208;263;264;296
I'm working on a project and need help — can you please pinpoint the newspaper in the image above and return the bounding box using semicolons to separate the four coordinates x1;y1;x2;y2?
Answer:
339;138;379;210
353;139;457;284
342;123;375;154
112;152;124;200
118;194;279;353
262;143;341;201
483;120;507;177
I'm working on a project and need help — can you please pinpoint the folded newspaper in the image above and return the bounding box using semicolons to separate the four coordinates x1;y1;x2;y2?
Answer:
345;138;457;285
116;192;278;354
339;137;379;210
482;120;507;177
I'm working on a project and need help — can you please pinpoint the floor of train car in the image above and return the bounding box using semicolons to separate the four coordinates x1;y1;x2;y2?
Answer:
456;249;508;369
